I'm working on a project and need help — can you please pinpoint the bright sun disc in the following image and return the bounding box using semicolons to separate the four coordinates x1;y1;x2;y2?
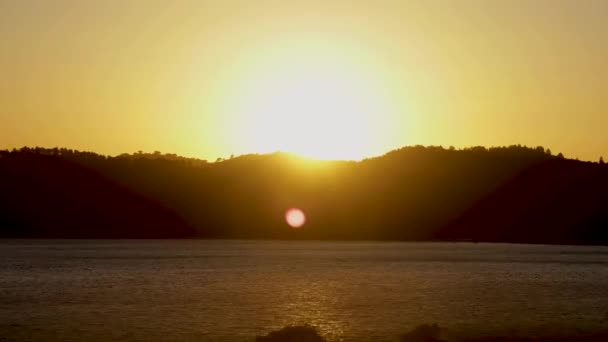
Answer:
285;208;306;228
220;39;399;161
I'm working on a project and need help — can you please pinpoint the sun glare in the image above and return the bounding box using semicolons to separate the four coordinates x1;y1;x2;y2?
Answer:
222;40;398;160
285;208;306;228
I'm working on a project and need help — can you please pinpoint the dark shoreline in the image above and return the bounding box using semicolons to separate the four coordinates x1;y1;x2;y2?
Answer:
2;237;608;248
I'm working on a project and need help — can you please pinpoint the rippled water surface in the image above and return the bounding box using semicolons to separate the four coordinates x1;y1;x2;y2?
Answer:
1;240;607;341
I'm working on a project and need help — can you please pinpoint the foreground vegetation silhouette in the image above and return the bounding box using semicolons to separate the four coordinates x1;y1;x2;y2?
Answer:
255;324;608;342
0;145;606;243
255;325;325;342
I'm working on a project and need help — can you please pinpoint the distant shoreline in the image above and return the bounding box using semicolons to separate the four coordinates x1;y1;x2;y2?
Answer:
1;237;607;248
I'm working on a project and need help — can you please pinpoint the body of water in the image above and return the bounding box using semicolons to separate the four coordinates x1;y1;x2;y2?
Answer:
1;240;607;341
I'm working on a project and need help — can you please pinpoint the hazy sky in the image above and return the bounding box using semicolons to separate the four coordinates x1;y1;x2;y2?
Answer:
1;0;607;160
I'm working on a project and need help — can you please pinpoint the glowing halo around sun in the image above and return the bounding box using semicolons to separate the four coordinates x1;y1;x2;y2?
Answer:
285;208;306;228
215;37;402;161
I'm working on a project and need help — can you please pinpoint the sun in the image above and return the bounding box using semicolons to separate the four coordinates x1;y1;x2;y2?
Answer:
221;40;398;160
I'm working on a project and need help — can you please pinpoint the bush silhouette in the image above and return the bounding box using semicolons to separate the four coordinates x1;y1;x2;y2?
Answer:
255;325;325;342
399;324;445;342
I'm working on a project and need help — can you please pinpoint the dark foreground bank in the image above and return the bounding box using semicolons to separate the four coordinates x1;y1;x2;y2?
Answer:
256;325;608;342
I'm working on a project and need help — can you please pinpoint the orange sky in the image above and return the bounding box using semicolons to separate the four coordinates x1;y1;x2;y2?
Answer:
1;0;607;160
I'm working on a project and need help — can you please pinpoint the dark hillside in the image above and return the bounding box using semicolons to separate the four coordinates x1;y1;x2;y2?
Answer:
0;152;193;238
440;159;608;244
0;146;606;243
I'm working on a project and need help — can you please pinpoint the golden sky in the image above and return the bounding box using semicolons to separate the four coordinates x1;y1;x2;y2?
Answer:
1;0;607;160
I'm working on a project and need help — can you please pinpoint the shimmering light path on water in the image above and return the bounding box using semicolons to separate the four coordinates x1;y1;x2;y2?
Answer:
1;240;607;341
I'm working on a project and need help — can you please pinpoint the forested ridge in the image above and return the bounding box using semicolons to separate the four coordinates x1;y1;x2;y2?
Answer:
1;145;606;243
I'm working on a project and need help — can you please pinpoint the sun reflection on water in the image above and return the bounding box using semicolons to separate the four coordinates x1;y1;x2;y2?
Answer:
268;279;347;341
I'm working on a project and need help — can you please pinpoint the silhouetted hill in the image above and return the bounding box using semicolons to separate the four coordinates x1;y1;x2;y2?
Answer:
0;150;193;238
0;145;606;243
440;159;608;244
